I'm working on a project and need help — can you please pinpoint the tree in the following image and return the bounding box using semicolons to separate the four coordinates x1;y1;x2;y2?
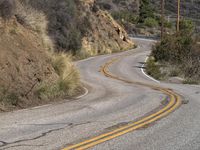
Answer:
138;0;155;23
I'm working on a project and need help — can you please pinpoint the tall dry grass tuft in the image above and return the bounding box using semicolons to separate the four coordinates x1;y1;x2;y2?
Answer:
35;51;81;99
52;53;80;96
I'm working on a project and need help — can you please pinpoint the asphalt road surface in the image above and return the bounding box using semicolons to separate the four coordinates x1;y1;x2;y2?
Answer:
0;38;200;150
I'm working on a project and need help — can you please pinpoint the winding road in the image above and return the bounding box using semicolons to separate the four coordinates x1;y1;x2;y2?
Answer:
0;38;200;150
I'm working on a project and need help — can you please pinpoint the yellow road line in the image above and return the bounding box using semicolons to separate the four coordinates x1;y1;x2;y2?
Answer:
75;97;181;150
62;55;182;150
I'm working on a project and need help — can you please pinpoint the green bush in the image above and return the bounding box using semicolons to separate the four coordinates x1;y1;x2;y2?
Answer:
164;21;173;28
146;57;162;79
111;11;138;24
0;88;19;107
144;17;158;27
180;19;195;35
150;20;200;82
138;0;155;23
152;34;194;63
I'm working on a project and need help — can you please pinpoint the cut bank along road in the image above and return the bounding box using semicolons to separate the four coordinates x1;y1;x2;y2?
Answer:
0;39;200;150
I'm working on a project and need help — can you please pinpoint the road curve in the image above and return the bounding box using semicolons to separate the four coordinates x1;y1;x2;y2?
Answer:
0;38;200;150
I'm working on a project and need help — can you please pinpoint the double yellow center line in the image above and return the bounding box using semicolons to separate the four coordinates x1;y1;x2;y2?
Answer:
63;56;182;150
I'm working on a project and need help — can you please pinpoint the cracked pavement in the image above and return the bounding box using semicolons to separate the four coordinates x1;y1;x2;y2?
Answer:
0;38;200;150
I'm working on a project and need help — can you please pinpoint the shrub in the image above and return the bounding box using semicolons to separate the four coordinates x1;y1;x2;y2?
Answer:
52;53;80;95
180;19;195;35
15;1;54;51
146;57;162;79
169;69;180;77
26;0;83;53
144;17;158;27
150;20;200;82
35;83;61;100
164;20;173;28
111;11;138;24
36;53;80;99
183;79;198;85
152;34;194;63
138;0;155;23
0;0;16;19
0;88;19;107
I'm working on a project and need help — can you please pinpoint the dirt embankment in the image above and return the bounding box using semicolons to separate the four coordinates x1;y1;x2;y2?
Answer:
0;17;60;111
0;0;134;112
0;0;80;111
78;0;134;57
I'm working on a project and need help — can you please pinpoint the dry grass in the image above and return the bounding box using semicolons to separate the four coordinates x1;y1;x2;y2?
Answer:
36;53;80;100
0;1;81;111
15;1;54;51
52;53;80;95
15;1;81;99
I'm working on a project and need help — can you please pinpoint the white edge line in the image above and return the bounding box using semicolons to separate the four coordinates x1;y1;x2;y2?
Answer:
75;87;89;99
141;57;160;83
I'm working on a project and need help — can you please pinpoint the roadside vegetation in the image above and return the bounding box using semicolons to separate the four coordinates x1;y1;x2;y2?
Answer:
19;0;134;58
0;0;134;111
16;1;82;98
36;53;81;100
0;0;81;111
147;19;200;84
109;0;173;36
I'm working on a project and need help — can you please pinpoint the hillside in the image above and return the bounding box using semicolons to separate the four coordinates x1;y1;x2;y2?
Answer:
0;17;59;111
151;0;200;20
20;0;134;58
97;0;200;34
97;0;139;13
97;0;200;22
151;0;200;28
0;0;134;111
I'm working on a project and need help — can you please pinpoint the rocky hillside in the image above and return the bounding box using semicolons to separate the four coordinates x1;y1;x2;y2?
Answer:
0;17;59;111
0;0;134;111
20;0;134;58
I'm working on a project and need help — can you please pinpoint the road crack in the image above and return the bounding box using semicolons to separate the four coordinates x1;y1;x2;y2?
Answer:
0;121;91;149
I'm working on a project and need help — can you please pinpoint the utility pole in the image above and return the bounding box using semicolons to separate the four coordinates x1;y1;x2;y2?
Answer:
161;0;164;40
177;0;180;32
